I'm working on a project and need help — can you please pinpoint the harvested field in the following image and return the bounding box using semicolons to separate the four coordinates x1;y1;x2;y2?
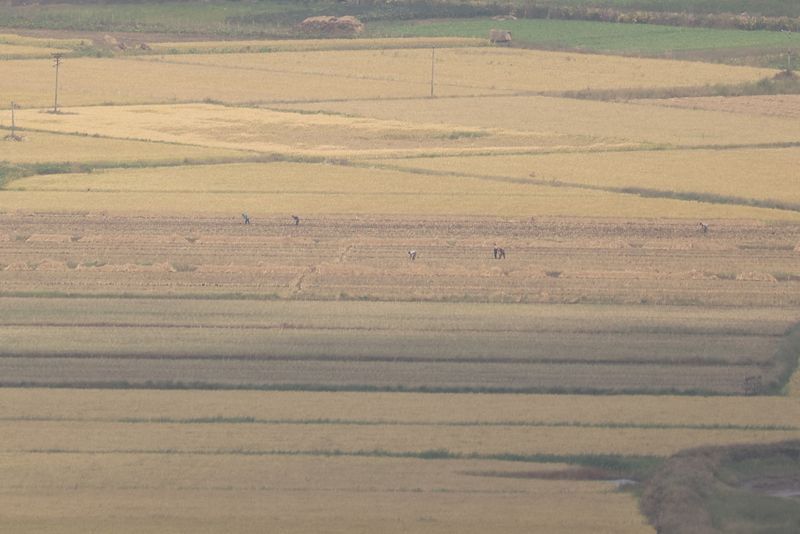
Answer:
276;94;800;147
1;213;798;307
0;214;798;394
137;48;773;94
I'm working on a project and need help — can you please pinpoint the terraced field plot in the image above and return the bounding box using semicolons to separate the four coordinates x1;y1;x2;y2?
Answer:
0;130;248;165
379;147;800;208
0;53;501;109
135;47;772;94
0;452;650;534
640;94;800;119
0;44;777;109
0;387;798;533
8;160;795;219
0;43;69;58
277;94;800;147
8;104;605;158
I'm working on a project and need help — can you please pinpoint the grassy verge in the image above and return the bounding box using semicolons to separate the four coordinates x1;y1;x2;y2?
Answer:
769;324;800;394
640;440;800;533
2;415;795;432
562;71;800;100
0;380;747;396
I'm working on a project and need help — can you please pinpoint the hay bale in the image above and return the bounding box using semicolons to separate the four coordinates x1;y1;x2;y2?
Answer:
299;16;364;36
489;29;512;44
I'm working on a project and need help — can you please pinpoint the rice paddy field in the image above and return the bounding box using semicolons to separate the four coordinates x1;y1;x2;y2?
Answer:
1;25;799;533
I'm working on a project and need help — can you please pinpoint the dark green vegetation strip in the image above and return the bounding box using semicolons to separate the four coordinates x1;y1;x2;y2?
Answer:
641;440;800;534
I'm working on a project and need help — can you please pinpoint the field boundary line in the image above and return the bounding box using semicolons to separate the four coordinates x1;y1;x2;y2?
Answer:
366;161;800;214
0;380;760;396
0;352;770;367
1;416;794;432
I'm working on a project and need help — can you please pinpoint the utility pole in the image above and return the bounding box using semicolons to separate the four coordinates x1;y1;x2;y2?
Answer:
430;47;435;98
5;101;21;141
10;101;17;138
52;53;63;113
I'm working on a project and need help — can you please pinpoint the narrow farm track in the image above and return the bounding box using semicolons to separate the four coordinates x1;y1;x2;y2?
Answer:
1;213;798;394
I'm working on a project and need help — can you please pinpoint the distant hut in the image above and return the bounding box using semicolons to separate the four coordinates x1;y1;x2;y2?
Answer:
489;29;512;45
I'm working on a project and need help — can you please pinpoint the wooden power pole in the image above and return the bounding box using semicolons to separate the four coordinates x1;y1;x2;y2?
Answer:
52;53;64;113
5;101;22;141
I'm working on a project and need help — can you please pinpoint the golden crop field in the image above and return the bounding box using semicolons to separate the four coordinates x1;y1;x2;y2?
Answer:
5;160;798;219
0;43;69;58
138;47;773;94
1;389;798;430
639;94;800;119
1;26;799;534
0;453;651;534
0;55;502;109
0;130;249;165
277;94;800;147
2;419;799;458
150;36;485;54
0;32;84;49
8;103;613;157
380;147;800;205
